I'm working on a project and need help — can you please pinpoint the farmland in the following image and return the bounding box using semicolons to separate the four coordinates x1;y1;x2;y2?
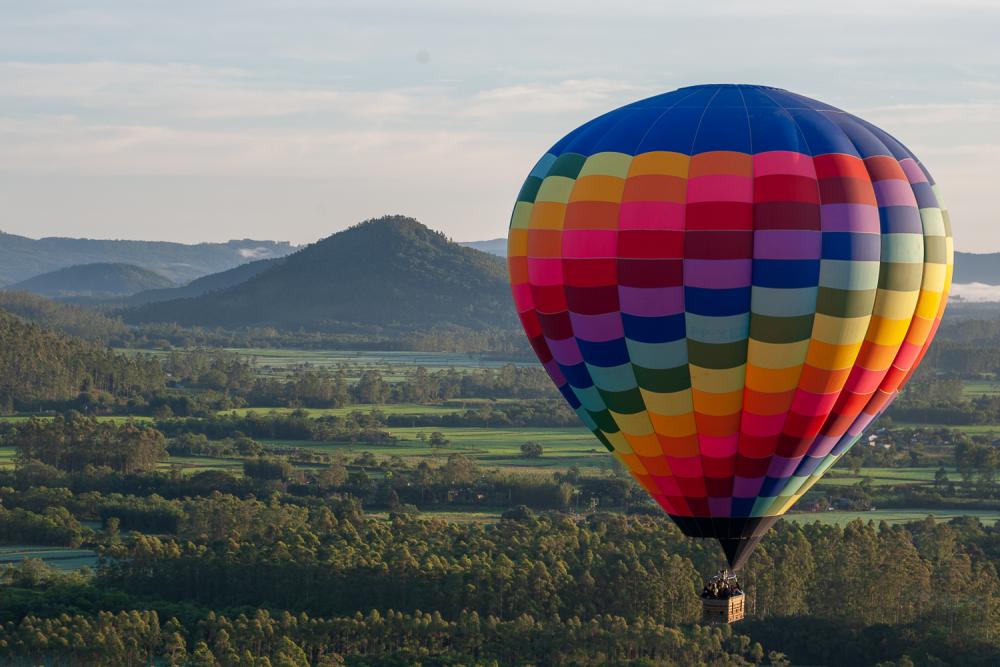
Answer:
120;347;531;381
0;546;98;571
4;347;999;518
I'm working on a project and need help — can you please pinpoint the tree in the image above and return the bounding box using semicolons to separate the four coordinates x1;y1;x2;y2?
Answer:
442;453;477;485
519;441;544;458
429;431;449;450
243;457;293;482
501;505;536;522
188;641;218;667
317;462;348;488
934;467;950;491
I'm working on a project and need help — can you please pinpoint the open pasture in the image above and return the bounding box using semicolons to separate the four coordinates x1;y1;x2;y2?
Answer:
0;545;99;571
817;466;956;487
962;380;1000;397
267;424;612;472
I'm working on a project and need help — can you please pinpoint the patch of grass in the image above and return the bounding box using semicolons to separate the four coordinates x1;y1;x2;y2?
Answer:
0;545;99;571
275;425;613;473
817;467;958;487
961;381;1000;397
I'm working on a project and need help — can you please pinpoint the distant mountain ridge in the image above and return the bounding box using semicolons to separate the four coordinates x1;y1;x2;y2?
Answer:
459;238;507;257
953;252;1000;285
123;257;284;307
122;216;516;332
0;231;296;286
7;263;174;299
463;239;999;286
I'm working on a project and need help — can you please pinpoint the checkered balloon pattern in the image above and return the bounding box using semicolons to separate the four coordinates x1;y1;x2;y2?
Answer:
508;84;952;523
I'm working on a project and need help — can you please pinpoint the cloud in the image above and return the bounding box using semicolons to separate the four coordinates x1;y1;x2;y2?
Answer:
950;283;1000;303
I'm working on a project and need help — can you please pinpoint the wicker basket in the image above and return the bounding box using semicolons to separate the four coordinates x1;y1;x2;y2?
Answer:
702;593;745;624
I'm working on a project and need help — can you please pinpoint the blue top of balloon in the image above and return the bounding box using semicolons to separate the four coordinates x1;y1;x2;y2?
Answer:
548;83;916;162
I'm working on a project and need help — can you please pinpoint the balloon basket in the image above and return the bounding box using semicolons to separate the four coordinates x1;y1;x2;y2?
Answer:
702;593;745;624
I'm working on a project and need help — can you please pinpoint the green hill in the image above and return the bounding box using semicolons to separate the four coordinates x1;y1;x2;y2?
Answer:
123;216;516;332
8;263;175;299
0;231;295;286
0;291;126;341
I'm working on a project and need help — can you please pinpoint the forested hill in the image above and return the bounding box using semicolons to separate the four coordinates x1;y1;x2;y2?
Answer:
7;262;174;299
0;231;295;286
0;309;163;410
123;256;283;307
122;216;517;332
0;291;126;341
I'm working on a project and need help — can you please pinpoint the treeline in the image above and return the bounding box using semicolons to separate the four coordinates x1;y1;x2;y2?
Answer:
150;349;555;412
383;400;578;428
0;506;84;548
0;607;769;667
889;374;1000;425
7;413;167;474
121;321;532;355
243;364;557;407
156;404;575;442
0;311;164;412
156;409;392;442
0;290;532;354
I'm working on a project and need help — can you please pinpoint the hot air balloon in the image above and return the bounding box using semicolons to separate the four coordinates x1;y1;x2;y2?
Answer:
507;84;953;584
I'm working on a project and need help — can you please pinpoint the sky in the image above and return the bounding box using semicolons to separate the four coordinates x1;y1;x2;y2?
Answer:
0;1;998;251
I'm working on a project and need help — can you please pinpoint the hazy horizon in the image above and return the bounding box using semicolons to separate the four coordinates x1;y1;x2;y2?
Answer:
2;1;998;250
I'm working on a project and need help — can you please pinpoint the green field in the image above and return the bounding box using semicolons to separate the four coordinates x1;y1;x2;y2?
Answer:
219;402;500;418
962;381;1000;397
122;347;530;381
783;508;1000;526
817;466;956;487
0;545;98;571
264;424;610;473
893;422;998;435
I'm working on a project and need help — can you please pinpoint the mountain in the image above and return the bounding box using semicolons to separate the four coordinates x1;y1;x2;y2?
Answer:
7;263;175;299
460;238;507;257
953;252;1000;285
122;216;517;332
123;257;284;307
0;231;296;286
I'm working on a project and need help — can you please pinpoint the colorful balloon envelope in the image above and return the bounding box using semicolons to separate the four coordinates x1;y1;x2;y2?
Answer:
507;84;953;568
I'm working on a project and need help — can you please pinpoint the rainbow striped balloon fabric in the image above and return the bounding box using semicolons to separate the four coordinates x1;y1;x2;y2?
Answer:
507;84;952;568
